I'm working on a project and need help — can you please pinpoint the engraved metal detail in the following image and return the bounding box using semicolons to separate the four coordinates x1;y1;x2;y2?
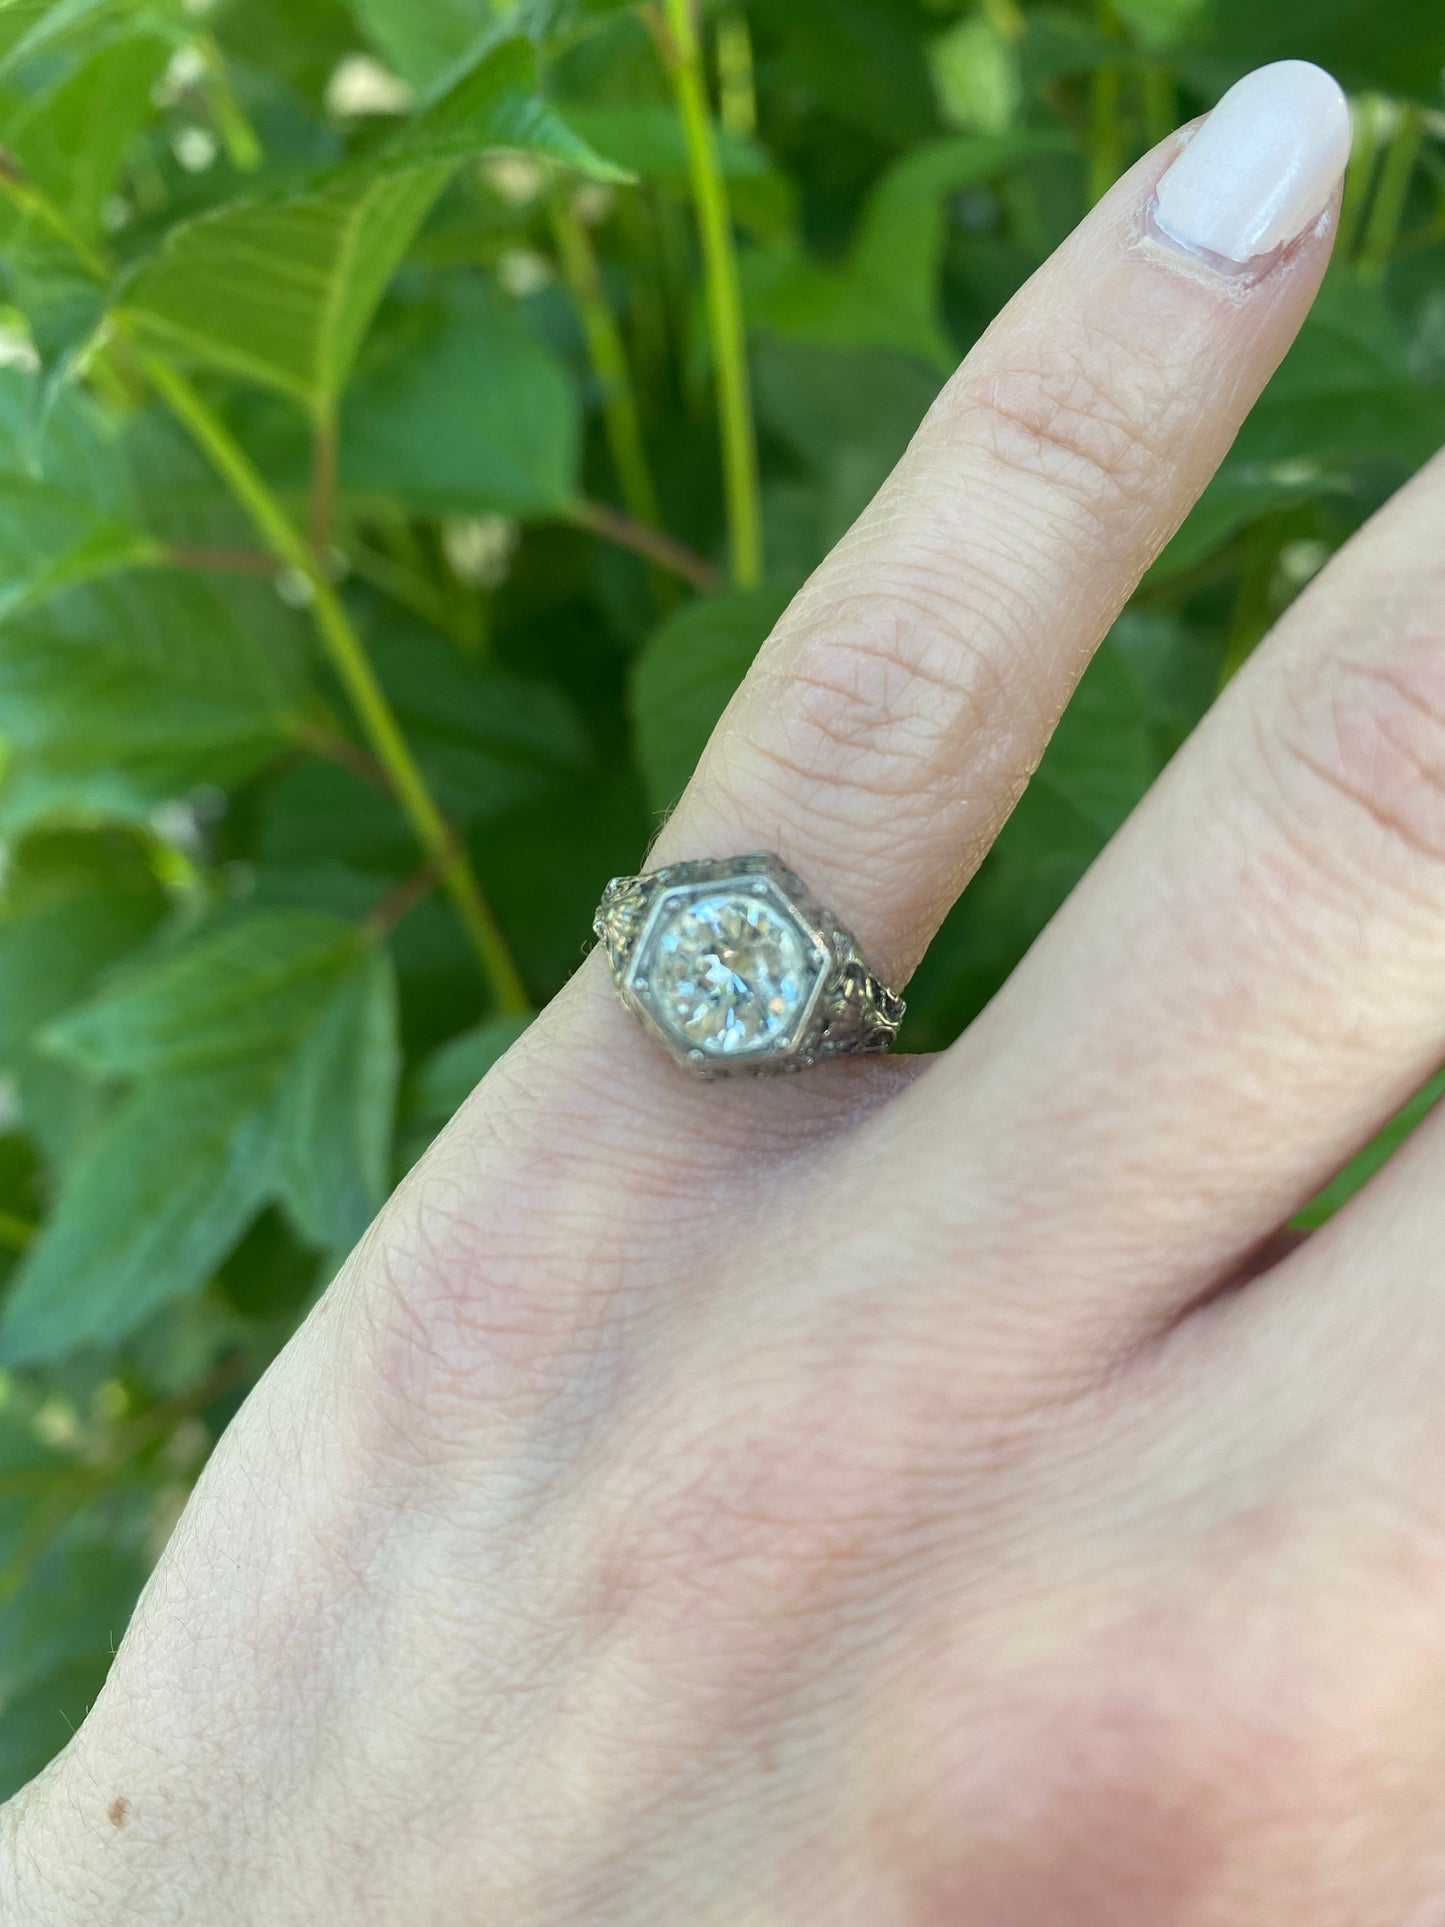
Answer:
593;852;905;1078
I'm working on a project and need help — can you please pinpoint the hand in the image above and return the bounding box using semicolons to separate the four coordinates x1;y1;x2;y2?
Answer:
7;60;1437;1926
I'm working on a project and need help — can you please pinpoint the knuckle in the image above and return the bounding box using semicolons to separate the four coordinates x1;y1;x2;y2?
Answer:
737;559;1040;831
1256;643;1445;906
956;342;1170;527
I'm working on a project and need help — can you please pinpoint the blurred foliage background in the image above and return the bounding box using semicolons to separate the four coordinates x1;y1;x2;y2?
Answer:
0;0;1444;1799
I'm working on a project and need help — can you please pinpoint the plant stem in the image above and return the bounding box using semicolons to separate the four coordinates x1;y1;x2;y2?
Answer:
1337;94;1385;262
650;0;763;589
571;497;722;590
549;189;662;530
308;411;339;564
1360;103;1424;282
365;860;444;940
139;352;529;1013
715;10;757;140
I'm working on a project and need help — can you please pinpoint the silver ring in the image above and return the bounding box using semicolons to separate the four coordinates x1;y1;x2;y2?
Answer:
593;852;905;1078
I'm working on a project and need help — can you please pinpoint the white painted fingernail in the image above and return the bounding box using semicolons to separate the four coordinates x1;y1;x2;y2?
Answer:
1153;60;1352;267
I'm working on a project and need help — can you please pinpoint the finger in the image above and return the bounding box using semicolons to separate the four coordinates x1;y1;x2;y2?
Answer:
883;445;1445;1346
648;62;1351;989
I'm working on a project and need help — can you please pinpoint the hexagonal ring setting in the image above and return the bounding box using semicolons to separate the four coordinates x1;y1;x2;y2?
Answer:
593;852;905;1078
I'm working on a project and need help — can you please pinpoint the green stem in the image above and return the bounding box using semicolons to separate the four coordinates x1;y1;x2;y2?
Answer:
138;352;529;1013
1360;103;1424;282
0;1210;34;1253
1337;94;1384;262
651;0;763;588
715;10;757;140
549;190;662;531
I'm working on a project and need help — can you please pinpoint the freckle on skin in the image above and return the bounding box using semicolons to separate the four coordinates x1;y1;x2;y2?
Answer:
107;1796;128;1829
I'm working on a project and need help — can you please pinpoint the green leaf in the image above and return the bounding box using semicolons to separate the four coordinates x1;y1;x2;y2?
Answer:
754;340;941;554
559;103;772;186
0;212;106;430
349;0;495;90
0;1458;153;1798
408;1012;530;1125
0;477;160;618
341;293;580;515
745;131;1068;368
120;168;450;416
1;908;396;1362
0;25;171;237
44;908;363;1077
631;584;793;814
0;828;167;1070
119;38;622;416
0;0;176;80
250;621;590;871
372;34;623;178
0;570;308;832
272;944;400;1250
0;1057;282;1361
903;636;1163;1049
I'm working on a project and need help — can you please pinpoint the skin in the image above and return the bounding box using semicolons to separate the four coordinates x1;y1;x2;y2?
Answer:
8;124;1445;1926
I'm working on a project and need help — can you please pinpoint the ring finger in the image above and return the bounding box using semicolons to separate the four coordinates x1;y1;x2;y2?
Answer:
641;61;1351;994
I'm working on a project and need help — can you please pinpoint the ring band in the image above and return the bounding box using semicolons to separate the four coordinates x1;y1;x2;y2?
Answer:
593;852;905;1077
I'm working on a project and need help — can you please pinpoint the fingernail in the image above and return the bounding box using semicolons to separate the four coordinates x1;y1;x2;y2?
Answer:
1153;60;1352;267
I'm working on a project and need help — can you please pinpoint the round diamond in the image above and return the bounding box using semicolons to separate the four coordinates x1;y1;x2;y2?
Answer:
645;890;813;1056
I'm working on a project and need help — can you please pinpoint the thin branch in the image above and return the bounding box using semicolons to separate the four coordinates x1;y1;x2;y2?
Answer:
365;859;444;940
298;724;392;794
571;498;722;592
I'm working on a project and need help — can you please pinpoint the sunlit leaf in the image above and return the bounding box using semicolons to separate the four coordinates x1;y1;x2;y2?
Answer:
0;571;309;831
119;38;622;416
